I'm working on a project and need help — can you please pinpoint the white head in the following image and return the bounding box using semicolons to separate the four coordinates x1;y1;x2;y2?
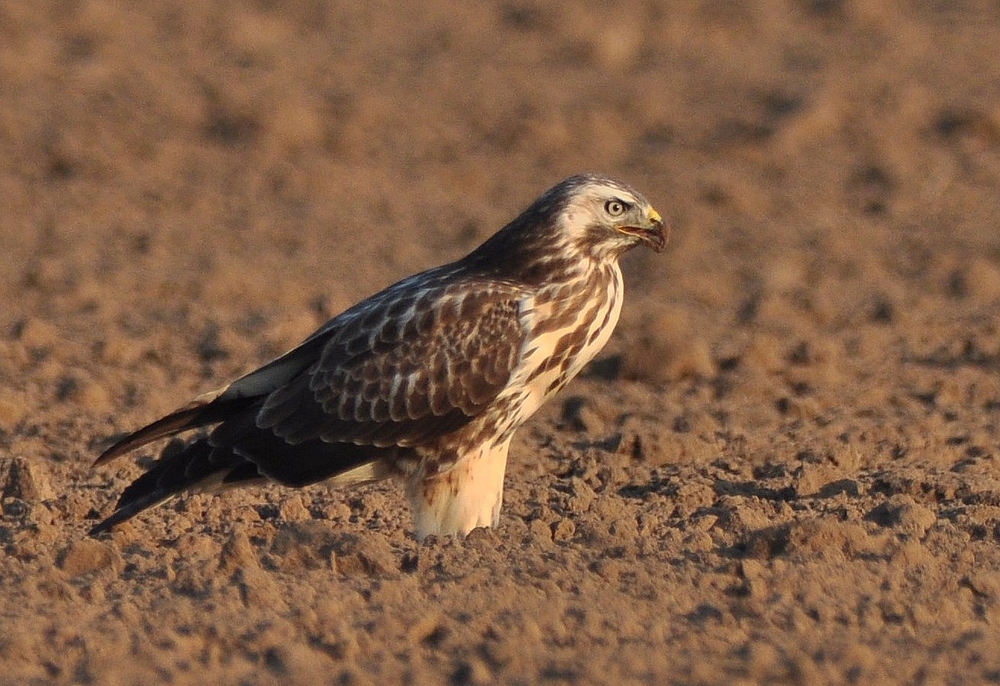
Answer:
547;175;666;259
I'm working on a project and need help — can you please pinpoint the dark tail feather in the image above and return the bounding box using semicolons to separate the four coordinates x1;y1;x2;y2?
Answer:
90;406;401;535
88;439;258;536
88;489;176;536
94;395;259;466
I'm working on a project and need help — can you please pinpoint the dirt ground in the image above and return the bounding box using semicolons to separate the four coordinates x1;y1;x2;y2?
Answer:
2;1;1000;684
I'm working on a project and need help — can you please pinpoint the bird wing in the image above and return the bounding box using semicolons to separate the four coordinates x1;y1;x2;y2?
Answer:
248;279;527;448
97;272;528;466
93;332;330;465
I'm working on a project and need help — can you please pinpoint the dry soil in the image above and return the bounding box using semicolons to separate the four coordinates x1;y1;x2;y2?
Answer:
2;1;1000;684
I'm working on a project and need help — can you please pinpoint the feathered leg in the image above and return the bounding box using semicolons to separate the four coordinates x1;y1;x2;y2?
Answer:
407;441;510;541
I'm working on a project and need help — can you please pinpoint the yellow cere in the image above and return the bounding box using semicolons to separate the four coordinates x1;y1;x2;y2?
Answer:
648;208;662;224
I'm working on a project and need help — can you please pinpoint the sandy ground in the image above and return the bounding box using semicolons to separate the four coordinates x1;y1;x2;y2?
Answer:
2;1;1000;684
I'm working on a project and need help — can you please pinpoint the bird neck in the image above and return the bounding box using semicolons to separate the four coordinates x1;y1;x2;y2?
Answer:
461;224;605;288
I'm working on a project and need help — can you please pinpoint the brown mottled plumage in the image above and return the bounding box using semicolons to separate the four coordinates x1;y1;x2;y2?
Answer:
90;174;666;540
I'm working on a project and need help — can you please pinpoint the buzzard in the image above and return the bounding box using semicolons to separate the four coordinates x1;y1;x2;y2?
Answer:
90;174;666;540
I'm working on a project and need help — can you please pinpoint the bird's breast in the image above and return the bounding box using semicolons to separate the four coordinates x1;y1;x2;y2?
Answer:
495;265;624;436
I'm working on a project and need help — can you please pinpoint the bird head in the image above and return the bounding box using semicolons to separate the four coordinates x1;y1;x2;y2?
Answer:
549;174;667;259
466;174;667;283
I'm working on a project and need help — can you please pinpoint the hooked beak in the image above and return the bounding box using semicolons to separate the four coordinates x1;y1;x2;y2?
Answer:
617;207;668;252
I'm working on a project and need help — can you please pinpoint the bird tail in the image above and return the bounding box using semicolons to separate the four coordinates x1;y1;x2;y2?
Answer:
93;393;258;466
95;330;336;467
88;438;262;536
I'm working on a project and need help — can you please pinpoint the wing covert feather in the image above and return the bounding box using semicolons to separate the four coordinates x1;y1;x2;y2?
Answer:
256;283;525;447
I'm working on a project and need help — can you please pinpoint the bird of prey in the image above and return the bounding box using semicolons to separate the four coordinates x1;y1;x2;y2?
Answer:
90;174;666;540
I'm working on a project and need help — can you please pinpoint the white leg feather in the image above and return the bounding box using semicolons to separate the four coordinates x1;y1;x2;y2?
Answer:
407;441;510;541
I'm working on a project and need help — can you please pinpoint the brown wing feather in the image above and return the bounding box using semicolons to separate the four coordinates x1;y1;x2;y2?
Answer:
256;283;526;447
93;332;331;465
95;273;526;475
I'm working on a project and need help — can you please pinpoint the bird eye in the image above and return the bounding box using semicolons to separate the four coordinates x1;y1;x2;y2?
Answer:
604;199;628;217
